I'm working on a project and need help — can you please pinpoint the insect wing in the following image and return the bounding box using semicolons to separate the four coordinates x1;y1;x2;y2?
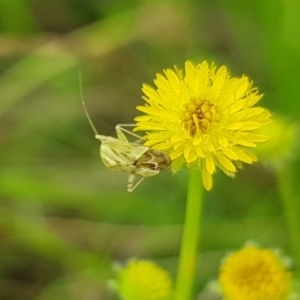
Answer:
134;148;171;177
100;140;148;172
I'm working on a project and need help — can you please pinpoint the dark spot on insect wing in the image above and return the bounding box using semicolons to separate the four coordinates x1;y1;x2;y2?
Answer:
150;149;171;170
135;149;171;171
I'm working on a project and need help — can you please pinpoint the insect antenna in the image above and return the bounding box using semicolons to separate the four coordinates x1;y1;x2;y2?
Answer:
79;71;100;137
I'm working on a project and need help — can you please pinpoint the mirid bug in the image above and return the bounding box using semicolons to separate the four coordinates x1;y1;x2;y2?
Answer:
80;81;171;192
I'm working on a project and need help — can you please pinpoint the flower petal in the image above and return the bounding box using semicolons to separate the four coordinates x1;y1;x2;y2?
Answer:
202;163;213;191
170;148;184;160
186;148;198;163
221;147;238;160
216;154;236;173
205;153;215;174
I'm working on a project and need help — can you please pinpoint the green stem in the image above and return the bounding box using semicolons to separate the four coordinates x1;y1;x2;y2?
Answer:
174;168;203;300
276;166;300;270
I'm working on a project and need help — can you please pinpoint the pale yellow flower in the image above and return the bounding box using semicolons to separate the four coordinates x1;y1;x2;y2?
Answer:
255;116;298;168
219;245;293;300
134;61;271;190
116;259;173;300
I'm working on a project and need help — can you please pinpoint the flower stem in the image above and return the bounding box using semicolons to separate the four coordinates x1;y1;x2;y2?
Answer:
276;166;300;270
174;168;203;300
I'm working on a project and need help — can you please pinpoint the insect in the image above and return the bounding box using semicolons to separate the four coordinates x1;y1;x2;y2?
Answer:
80;87;171;192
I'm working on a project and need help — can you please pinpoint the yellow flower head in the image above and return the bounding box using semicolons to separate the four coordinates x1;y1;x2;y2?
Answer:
219;245;293;300
254;116;298;168
116;259;173;300
134;61;271;190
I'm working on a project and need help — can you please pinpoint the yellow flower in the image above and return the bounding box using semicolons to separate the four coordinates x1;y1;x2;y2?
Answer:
219;245;293;300
116;259;173;300
254;116;298;168
134;61;271;190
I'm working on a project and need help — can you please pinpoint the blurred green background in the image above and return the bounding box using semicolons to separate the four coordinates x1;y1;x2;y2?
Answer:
1;0;300;299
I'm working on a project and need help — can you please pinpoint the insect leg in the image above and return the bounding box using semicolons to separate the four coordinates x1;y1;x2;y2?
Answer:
116;124;145;143
127;173;145;192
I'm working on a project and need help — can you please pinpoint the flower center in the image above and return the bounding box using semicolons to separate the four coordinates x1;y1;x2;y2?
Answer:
219;247;292;300
235;261;274;288
183;98;221;135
